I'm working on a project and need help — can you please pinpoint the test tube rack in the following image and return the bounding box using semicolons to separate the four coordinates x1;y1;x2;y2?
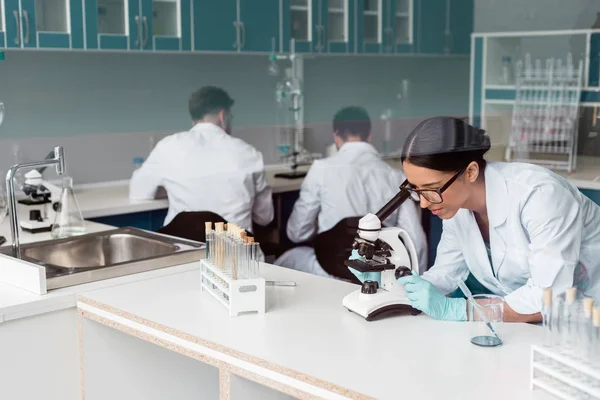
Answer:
531;345;600;399
200;259;266;317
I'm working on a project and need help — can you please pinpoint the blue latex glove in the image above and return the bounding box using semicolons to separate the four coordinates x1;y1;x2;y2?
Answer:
398;271;467;321
347;249;381;285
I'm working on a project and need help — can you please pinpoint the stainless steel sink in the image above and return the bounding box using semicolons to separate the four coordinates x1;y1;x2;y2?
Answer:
0;227;204;290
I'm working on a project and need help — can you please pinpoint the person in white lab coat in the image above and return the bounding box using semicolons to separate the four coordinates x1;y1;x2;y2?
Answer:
129;86;274;232
275;106;427;278
351;116;600;322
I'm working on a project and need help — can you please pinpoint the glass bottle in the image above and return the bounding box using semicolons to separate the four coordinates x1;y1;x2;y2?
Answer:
51;177;86;239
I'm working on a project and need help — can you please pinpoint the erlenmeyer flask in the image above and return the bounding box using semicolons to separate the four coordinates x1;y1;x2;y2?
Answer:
51;177;86;239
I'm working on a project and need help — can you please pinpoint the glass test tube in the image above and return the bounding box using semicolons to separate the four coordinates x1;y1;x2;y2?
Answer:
205;222;213;263
251;241;260;278
552;295;564;348
581;298;594;363
542;288;553;347
215;222;224;270
593;307;600;367
563;287;577;354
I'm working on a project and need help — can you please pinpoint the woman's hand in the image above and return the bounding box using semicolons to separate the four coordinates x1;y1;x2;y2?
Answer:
398;271;467;321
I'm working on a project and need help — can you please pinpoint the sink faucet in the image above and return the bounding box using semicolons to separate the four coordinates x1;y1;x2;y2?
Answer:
5;146;66;256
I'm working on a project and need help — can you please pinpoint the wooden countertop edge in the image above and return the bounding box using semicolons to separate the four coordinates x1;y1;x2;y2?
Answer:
76;295;375;400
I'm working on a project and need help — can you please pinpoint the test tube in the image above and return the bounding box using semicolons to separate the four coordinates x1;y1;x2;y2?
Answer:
542;289;553;347
563;287;577;354
215;222;224;270
251;240;260;278
205;222;213;263
593;307;600;367
581;298;594;363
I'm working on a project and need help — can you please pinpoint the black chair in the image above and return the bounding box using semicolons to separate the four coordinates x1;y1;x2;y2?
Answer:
157;211;227;243
314;217;363;284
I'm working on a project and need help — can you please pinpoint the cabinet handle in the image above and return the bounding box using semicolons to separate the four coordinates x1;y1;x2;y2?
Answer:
13;10;20;45
316;25;324;52
134;15;141;47
143;16;149;48
233;21;240;49
22;10;30;45
239;21;246;49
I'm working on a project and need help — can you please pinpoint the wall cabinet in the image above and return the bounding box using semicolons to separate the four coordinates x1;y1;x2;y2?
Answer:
85;0;190;51
3;0;83;49
356;0;472;55
0;0;471;55
192;0;279;53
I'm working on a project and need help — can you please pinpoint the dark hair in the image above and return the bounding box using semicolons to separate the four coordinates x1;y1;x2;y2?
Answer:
333;106;371;141
188;86;235;121
401;117;491;172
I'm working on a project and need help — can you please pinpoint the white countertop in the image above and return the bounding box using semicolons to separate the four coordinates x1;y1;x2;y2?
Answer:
0;216;203;323
0;261;200;323
78;264;546;400
40;158;600;222
68;166;312;219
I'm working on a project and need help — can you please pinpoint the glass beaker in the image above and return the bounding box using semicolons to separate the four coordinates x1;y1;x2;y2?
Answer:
51;177;86;239
469;294;504;347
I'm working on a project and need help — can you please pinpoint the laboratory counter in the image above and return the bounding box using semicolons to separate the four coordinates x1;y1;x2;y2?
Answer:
70;165;312;220
0;218;205;322
70;157;600;222
77;263;548;400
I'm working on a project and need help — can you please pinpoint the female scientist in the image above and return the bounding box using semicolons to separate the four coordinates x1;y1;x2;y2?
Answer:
352;116;600;322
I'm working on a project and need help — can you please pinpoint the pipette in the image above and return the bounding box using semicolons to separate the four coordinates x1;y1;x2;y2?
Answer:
455;279;503;346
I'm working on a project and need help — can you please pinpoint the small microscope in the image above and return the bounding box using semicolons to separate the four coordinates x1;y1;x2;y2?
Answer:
343;183;422;321
18;169;61;233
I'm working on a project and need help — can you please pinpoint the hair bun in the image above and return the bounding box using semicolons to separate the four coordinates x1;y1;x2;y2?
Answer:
475;129;491;150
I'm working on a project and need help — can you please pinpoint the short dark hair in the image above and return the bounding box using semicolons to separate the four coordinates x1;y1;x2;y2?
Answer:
333;106;371;141
188;86;235;121
401;117;491;172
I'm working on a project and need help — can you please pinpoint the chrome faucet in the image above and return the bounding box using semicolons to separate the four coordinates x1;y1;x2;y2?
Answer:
5;146;66;256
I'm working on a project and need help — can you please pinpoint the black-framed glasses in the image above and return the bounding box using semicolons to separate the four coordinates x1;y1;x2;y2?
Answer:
402;168;466;204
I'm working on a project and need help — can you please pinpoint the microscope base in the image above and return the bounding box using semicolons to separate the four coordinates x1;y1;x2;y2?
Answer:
343;289;421;321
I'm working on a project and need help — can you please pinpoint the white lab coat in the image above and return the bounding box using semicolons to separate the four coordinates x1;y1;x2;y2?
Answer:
129;123;274;232
276;141;427;276
423;162;600;314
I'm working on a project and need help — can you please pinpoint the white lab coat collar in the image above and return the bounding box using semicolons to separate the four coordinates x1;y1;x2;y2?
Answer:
485;164;509;228
336;141;378;156
190;122;229;139
483;163;509;282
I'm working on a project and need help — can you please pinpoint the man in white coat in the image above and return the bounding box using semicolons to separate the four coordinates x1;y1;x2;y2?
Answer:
275;106;427;278
129;86;274;232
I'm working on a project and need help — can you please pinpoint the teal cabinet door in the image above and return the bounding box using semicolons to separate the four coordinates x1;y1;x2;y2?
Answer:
322;0;354;53
418;0;445;54
357;0;384;54
448;0;473;54
282;0;320;53
86;0;140;50
387;0;418;53
25;0;83;48
238;0;280;52
192;0;237;51
4;0;21;48
143;0;191;51
19;0;37;48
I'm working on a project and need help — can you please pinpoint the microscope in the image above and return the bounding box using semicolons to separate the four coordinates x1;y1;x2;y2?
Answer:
342;183;421;321
17;168;61;233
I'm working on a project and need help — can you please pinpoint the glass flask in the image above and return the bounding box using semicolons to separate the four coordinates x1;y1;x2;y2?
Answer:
51;177;86;239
